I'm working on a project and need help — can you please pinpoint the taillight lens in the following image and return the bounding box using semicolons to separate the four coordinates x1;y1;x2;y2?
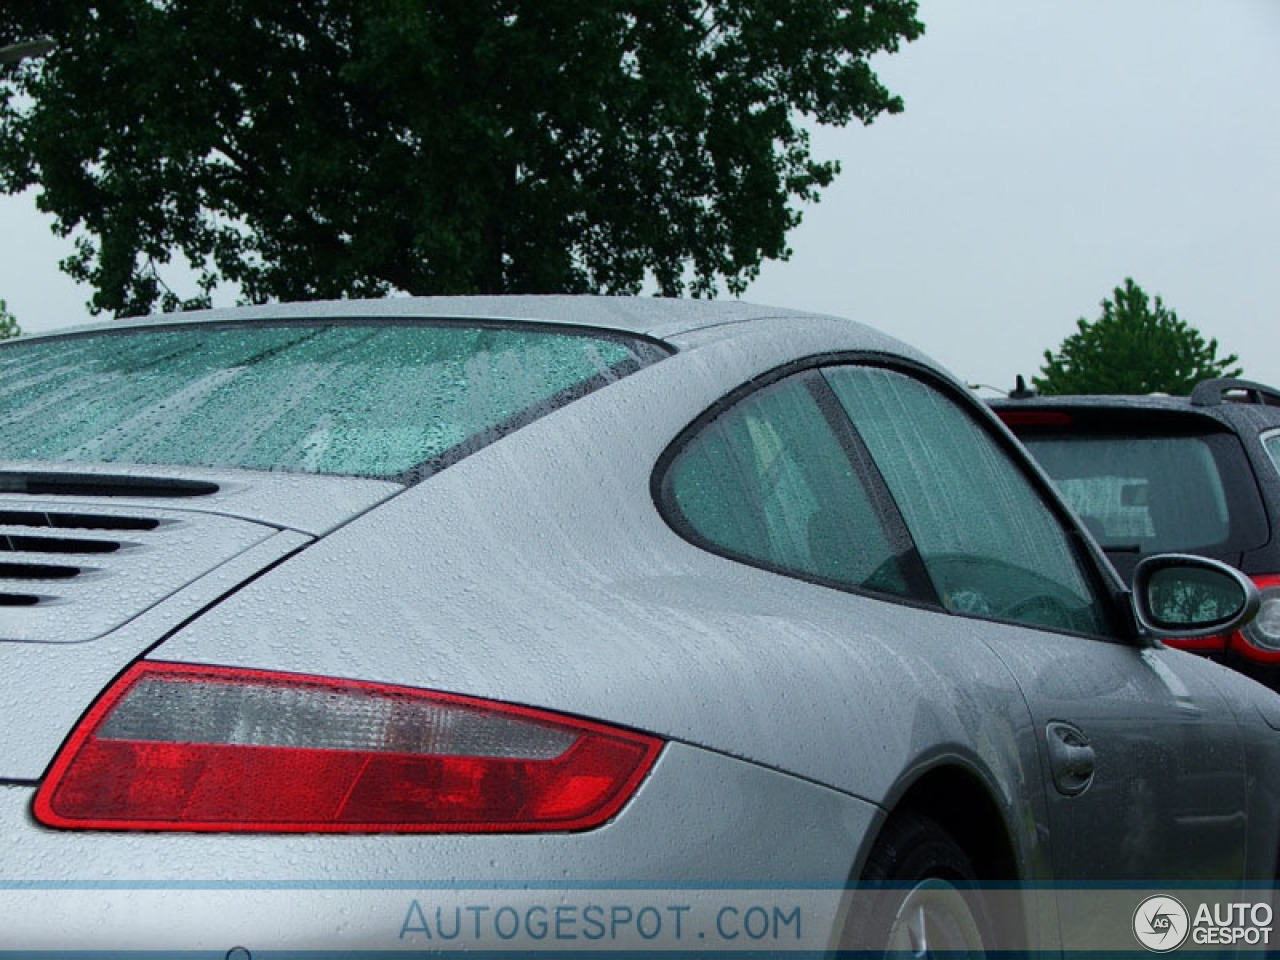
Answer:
34;662;662;833
1229;575;1280;664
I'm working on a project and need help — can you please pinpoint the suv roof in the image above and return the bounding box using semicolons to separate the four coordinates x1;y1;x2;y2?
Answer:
992;377;1280;682
996;377;1280;417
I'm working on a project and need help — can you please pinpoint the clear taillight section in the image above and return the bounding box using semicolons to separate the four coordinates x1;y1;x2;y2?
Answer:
34;662;662;833
1230;575;1280;664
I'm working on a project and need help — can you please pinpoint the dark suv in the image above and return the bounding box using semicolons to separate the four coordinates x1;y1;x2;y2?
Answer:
993;378;1280;685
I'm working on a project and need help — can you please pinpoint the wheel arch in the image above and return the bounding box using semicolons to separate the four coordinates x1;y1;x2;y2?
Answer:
886;763;1020;884
851;760;1030;951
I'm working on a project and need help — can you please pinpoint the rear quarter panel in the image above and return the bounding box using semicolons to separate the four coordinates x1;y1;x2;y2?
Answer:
153;324;1050;882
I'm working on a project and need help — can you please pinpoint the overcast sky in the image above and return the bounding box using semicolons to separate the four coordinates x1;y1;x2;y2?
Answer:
2;0;1277;394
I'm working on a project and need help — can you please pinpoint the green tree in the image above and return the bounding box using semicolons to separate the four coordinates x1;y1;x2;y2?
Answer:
1034;278;1241;396
0;298;21;340
0;2;922;316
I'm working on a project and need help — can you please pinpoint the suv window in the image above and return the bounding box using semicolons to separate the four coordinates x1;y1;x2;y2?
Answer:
661;371;922;598
1020;434;1232;553
823;366;1111;636
1009;422;1267;572
1265;432;1280;476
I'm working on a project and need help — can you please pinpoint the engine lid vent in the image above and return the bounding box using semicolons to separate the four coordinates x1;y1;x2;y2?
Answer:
3;535;122;555
0;510;160;531
0;511;154;608
0;561;84;580
0;504;274;643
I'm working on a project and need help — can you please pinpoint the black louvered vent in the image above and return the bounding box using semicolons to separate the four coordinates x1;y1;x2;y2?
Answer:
0;510;160;607
0;510;160;531
0;562;82;579
2;535;121;554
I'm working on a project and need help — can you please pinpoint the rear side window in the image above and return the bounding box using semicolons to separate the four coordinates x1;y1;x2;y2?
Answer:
661;372;922;599
1016;427;1266;558
1265;432;1280;476
823;366;1110;636
0;322;666;481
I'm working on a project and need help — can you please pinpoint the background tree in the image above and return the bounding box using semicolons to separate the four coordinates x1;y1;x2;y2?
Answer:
0;2;922;316
1034;278;1241;395
0;297;20;340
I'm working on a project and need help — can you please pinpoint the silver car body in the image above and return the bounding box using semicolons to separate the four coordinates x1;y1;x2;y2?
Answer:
1;297;1278;954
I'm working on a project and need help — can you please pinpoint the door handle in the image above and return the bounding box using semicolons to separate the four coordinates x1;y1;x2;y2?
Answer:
1046;721;1095;797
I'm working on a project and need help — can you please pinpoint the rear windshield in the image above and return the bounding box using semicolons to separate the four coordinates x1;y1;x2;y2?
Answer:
0;321;667;480
1018;429;1267;557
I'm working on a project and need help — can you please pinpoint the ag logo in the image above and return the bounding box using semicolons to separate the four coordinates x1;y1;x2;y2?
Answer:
1133;895;1189;952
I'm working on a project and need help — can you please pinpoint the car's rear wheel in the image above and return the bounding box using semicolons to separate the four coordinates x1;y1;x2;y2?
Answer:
841;812;991;957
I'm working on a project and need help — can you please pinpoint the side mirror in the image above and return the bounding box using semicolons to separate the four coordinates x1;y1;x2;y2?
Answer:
1132;554;1260;639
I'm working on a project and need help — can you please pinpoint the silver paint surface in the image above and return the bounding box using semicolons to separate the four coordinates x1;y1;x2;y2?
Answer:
2;297;1277;953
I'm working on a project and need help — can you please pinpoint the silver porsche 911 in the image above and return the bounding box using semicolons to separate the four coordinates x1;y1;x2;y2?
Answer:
0;296;1276;956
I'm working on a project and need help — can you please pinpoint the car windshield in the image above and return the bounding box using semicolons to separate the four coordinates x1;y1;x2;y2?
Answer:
0;320;666;480
1020;431;1264;556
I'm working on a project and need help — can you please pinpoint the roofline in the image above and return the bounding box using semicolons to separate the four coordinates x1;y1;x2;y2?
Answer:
7;295;839;344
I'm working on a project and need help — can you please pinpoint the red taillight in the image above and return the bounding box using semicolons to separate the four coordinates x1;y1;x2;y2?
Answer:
1165;575;1280;663
995;410;1073;427
1229;575;1280;664
34;662;662;833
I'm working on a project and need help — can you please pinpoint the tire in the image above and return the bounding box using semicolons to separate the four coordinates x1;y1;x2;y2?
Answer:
840;812;992;957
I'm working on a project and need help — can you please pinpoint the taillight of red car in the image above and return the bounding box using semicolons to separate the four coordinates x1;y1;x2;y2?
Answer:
34;662;662;833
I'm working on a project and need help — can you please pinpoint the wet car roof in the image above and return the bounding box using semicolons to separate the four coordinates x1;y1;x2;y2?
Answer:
19;295;839;342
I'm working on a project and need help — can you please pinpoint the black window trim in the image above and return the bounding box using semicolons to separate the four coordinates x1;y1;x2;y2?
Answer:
653;351;1134;642
845;358;1132;641
653;354;944;611
805;369;940;604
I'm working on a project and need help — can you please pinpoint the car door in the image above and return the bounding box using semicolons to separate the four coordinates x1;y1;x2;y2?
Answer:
820;363;1247;940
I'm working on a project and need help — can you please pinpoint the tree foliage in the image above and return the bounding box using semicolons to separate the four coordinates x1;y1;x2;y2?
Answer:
1034;278;1241;396
0;298;20;340
1;2;922;316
